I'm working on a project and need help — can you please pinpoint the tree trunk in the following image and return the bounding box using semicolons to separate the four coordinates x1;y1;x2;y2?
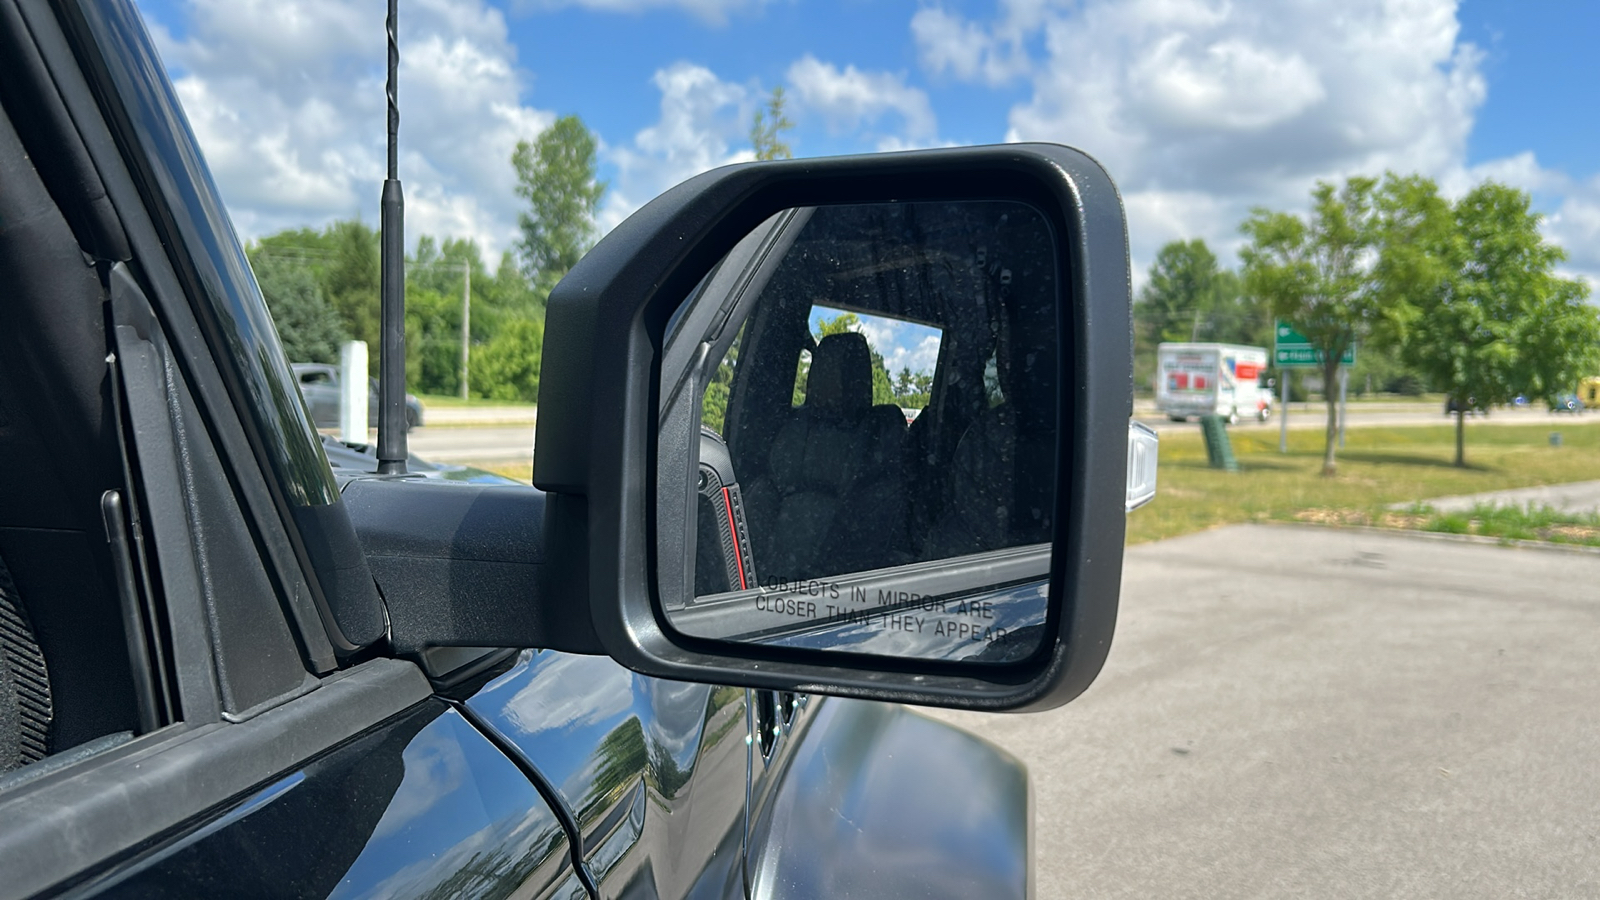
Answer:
1455;407;1466;467
1321;356;1340;476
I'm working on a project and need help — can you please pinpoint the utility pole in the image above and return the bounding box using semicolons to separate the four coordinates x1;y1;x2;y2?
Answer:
459;262;471;400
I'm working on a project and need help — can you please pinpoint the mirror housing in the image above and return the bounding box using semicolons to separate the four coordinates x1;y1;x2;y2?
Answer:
536;144;1133;711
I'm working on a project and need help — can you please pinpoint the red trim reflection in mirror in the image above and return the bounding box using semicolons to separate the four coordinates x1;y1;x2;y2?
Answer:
722;486;747;590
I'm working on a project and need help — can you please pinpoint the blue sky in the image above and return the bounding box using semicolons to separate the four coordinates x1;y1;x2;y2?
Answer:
132;0;1600;297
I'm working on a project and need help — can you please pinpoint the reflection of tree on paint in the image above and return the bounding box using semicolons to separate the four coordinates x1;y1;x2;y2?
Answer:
578;717;648;824
648;737;693;798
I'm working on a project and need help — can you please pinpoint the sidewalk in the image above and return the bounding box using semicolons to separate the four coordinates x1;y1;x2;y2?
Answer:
1399;480;1600;515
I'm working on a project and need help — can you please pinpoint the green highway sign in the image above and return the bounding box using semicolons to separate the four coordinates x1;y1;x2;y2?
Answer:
1274;321;1355;368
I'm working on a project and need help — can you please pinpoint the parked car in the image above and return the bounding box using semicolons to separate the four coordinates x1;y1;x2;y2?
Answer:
1444;394;1489;416
293;362;424;431
1551;392;1585;413
0;2;1142;897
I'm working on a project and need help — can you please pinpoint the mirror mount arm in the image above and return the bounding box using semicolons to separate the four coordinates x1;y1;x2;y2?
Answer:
341;478;604;656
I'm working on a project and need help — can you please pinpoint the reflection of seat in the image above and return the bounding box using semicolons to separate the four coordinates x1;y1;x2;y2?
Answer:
744;333;908;584
923;270;1057;559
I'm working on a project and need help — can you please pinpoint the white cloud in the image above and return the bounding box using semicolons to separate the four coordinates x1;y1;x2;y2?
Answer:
917;0;1507;282
144;0;552;261
1544;178;1600;291
513;0;765;26
500;652;634;734
597;62;756;233
786;55;937;143
911;0;1058;87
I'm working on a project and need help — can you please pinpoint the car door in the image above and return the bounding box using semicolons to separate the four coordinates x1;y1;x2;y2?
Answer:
464;653;751;900
0;4;581;897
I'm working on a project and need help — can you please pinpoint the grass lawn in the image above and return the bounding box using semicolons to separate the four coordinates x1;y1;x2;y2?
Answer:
462;422;1600;547
1129;421;1600;544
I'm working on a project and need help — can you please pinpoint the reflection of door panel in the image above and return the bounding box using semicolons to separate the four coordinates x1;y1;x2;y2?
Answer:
465;651;750;899
81;699;581;898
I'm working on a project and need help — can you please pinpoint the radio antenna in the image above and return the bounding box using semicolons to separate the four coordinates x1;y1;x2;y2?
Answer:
376;0;408;474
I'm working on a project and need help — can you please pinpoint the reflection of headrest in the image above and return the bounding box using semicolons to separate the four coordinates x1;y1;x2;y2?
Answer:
806;332;872;414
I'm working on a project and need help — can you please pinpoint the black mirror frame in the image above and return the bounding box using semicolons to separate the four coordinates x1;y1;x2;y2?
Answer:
535;143;1132;712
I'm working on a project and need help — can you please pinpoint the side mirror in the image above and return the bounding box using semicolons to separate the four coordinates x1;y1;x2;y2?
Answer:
536;144;1142;711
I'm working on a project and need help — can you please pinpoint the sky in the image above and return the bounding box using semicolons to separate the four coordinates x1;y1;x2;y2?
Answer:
132;0;1600;305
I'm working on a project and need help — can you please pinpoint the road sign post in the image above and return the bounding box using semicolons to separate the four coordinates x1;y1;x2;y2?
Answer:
1275;321;1356;454
1274;321;1355;368
1279;371;1289;453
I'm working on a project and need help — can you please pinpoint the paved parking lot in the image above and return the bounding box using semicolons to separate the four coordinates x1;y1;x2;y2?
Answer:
924;525;1600;899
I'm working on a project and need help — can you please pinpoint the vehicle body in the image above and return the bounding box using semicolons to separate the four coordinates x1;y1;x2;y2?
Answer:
293;362;424;431
1445;395;1490;416
1550;392;1585;413
0;2;1064;897
1576;377;1600;409
1156;342;1272;423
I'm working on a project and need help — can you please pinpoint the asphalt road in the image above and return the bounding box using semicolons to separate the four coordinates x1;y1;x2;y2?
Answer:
1137;403;1592;434
408;425;537;462
922;524;1600;899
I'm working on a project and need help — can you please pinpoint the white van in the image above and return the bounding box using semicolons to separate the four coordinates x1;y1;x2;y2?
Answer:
1156;343;1272;423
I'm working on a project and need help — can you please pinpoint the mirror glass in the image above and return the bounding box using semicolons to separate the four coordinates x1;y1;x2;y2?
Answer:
656;200;1059;665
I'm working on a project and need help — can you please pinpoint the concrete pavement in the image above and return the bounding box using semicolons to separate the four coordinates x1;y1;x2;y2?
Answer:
1406;480;1600;516
401;402;1600;464
408;425;536;462
923;524;1600;898
418;405;537;427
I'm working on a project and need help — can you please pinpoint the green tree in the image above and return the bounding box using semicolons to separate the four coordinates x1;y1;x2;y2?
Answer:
470;318;545;403
892;366;933;409
251;219;381;368
1241;177;1382;476
1137;240;1232;342
253;254;347;364
513;115;606;296
750;87;793;161
1134;239;1269;391
1388;180;1600;466
702;326;742;435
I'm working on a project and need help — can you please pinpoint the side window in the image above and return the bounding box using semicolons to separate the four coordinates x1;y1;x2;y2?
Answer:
701;322;745;437
300;370;334;386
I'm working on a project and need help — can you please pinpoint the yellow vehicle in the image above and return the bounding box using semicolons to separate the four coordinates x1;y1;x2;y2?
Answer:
1580;377;1600;409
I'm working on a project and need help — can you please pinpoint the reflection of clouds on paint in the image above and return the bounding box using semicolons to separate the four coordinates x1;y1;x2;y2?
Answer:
811;306;942;376
643;678;709;761
500;652;634;735
368;716;471;841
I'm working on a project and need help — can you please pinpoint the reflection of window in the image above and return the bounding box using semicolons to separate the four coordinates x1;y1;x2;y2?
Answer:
792;306;942;413
701;322;745;436
300;371;333;385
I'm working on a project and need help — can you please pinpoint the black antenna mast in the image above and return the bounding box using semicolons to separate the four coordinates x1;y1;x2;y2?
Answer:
376;0;407;474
